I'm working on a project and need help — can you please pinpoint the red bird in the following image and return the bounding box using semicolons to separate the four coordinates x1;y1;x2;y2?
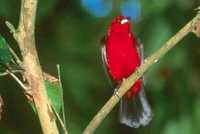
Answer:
101;16;153;128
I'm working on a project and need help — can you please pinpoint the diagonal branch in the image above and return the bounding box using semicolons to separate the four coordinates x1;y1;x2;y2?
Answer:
6;70;31;94
83;10;200;134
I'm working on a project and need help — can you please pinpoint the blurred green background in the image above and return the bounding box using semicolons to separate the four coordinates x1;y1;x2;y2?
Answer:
0;0;200;134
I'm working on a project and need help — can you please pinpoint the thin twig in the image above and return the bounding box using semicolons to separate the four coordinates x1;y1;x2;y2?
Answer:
49;100;68;134
57;64;66;128
8;46;23;67
6;22;23;67
83;10;200;134
0;70;22;77
5;21;19;43
5;21;16;33
6;70;31;95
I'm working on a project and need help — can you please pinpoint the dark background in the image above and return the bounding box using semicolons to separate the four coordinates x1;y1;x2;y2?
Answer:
0;0;200;134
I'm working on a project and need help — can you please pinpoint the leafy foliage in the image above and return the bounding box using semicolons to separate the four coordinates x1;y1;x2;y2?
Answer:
29;81;62;115
0;35;11;65
45;81;62;114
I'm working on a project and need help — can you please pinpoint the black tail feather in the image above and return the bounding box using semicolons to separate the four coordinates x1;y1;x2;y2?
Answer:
119;88;153;128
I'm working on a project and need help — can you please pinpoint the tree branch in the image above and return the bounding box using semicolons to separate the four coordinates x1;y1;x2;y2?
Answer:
6;70;31;94
83;10;200;134
10;0;59;133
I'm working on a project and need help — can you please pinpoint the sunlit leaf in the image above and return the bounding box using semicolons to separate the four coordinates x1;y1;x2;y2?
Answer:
45;81;62;114
29;81;62;115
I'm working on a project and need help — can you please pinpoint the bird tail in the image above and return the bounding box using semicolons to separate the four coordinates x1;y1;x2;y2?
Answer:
119;88;153;128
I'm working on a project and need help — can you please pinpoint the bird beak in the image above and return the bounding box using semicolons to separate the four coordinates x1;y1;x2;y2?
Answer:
126;16;131;21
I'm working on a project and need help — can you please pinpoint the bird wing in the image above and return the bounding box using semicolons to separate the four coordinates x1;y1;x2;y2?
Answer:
100;36;118;88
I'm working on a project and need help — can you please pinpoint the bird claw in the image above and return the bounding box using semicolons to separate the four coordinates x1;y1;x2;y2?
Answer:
114;88;120;99
135;67;140;76
192;16;200;37
194;7;200;13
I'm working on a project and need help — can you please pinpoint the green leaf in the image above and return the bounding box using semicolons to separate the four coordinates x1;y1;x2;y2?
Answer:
0;35;12;65
29;81;62;115
45;81;62;114
29;101;37;113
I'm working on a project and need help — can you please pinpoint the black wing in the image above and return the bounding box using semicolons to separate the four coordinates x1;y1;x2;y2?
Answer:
100;36;117;88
